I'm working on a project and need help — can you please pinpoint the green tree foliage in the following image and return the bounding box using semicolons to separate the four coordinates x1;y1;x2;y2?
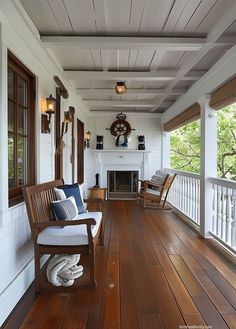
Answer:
170;120;200;173
170;104;236;179
217;104;236;179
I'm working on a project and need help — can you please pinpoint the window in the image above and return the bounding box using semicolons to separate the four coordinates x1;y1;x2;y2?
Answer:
8;52;36;206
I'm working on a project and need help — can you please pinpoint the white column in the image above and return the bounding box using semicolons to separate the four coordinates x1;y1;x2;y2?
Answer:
199;96;217;237
0;25;8;210
162;131;170;170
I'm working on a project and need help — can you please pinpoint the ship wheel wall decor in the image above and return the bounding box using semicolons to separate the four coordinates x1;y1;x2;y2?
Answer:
110;119;131;137
106;113;135;147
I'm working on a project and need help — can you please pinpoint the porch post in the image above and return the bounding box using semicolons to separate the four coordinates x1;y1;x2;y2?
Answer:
0;25;8;210
162;131;170;171
199;95;217;238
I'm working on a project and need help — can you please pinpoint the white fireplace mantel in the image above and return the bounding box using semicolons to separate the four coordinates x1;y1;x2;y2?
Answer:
91;149;151;188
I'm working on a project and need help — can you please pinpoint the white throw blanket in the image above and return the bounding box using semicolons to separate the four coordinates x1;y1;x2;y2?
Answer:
46;254;83;286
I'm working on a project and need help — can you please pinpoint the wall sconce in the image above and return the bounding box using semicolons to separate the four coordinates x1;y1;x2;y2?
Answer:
41;94;56;134
84;131;91;149
64;110;73;123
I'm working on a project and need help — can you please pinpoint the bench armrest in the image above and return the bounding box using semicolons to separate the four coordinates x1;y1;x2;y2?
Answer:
34;218;96;230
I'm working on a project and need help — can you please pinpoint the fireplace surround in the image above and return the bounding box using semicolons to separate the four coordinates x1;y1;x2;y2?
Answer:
92;150;151;200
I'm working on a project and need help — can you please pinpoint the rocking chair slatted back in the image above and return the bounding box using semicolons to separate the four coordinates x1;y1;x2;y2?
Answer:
160;173;176;205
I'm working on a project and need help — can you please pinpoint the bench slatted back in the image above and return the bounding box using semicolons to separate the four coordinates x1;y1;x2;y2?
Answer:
23;180;64;239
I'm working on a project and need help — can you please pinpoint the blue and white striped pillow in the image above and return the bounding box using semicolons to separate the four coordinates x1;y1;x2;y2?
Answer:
51;196;77;221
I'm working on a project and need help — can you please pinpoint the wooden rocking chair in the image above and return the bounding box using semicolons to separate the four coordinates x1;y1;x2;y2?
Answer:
138;173;176;209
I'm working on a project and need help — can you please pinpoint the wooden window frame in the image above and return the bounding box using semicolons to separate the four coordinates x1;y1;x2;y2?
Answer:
8;52;36;206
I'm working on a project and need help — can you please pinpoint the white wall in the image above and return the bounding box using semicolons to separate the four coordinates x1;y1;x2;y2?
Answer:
89;114;163;178
0;1;90;325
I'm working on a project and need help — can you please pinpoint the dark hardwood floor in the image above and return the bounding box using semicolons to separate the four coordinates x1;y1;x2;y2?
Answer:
8;200;236;328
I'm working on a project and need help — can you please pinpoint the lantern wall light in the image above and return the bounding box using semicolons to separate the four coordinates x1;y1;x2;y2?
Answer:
41;94;56;134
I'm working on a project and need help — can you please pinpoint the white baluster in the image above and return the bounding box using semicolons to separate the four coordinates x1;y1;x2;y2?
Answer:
197;180;200;225
212;184;217;234
216;185;221;237
221;186;226;240
231;190;236;247
225;188;232;244
189;177;193;219
194;178;197;223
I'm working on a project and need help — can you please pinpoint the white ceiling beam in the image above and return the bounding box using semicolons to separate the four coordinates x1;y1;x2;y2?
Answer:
84;100;173;108
151;1;236;112
64;70;206;81
76;88;185;97
41;36;208;51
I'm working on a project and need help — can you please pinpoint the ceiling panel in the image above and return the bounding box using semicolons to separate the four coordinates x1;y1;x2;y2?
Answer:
21;0;60;34
173;0;202;32
105;0;131;33
184;0;218;33
72;49;97;69
117;50;130;70
143;81;169;88
90;49;103;70
52;49;78;68
47;0;74;33
163;0;189;32
196;0;235;33
139;0;175;34
127;50;139;70
62;0;96;33
133;50;156;70
192;47;228;70
159;51;185;69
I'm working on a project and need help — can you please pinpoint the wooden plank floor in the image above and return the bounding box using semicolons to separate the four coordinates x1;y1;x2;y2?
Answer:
19;200;236;329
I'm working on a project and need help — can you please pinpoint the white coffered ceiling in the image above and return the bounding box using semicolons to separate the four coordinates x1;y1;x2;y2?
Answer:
20;0;236;114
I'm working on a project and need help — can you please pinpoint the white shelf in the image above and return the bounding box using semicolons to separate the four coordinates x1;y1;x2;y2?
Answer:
90;149;151;153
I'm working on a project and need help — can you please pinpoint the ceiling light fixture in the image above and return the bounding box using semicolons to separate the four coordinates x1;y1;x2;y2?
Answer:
115;81;126;94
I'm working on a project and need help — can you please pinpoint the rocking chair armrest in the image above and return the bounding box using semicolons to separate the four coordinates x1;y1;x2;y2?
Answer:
144;180;163;188
34;218;96;230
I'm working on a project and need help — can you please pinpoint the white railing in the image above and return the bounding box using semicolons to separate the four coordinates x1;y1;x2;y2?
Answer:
165;168;200;226
210;177;236;250
164;169;236;252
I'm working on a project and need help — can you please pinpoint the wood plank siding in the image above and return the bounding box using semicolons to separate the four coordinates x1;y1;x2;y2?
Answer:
4;200;236;329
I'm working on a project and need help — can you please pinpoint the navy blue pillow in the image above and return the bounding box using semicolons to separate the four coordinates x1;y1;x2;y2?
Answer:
51;198;77;221
57;184;85;214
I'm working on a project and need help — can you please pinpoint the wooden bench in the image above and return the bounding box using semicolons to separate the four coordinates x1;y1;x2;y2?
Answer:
23;179;104;292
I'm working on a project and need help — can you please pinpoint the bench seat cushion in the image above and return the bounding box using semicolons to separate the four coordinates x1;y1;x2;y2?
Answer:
37;212;102;246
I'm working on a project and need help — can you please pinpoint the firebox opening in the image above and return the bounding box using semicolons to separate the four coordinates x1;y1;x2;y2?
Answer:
107;171;138;199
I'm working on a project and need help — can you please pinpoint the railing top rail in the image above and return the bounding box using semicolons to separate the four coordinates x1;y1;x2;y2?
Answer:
164;168;200;179
209;177;236;190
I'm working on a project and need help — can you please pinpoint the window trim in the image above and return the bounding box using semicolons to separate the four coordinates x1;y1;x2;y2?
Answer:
8;51;36;206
